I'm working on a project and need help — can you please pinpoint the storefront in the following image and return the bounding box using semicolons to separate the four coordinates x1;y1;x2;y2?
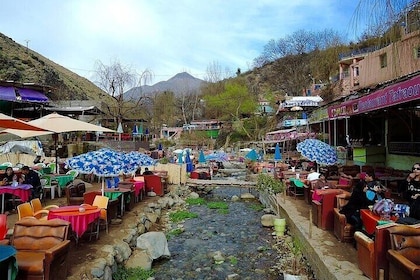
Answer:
327;74;420;169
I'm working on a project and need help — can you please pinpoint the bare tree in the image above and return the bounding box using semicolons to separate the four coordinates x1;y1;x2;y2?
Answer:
94;59;153;127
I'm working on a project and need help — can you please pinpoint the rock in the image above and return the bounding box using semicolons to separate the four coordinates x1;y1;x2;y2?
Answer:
125;249;153;270
212;250;225;264
146;212;159;224
261;214;278;227
136;231;171;259
189;192;200;199
231;195;240;202
240;192;255;199
114;241;132;263
148;191;157;197
226;273;240;279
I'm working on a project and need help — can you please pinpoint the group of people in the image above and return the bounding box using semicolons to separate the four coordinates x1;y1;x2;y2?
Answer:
0;166;42;199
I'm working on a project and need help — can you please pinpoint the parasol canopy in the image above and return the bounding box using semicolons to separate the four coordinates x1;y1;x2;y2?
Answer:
0;113;50;133
205;151;229;162
245;149;259;161
198;150;206;163
185;150;194;172
274;143;282;162
296;138;337;166
66;148;155;195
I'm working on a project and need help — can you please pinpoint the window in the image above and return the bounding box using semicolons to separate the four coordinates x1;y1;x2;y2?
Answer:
414;47;420;59
380;53;387;68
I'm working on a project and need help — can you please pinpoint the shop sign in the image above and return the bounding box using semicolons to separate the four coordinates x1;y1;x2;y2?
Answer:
358;75;420;113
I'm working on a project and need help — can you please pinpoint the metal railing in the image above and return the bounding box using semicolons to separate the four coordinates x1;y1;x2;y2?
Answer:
388;142;420;155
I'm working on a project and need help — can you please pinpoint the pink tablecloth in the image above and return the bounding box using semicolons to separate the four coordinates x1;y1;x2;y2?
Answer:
129;181;144;197
48;205;100;238
0;184;32;202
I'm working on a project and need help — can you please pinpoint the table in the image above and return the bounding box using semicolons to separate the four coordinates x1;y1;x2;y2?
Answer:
48;205;100;244
360;209;398;235
104;188;131;216
124;180;145;201
0;184;32;214
0;245;17;280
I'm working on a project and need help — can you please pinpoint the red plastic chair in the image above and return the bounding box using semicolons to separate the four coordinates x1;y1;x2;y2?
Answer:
0;214;7;240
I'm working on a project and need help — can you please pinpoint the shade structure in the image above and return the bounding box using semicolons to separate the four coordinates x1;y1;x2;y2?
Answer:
28;113;115;134
5;113;115;173
132;125;138;135
0;113;49;132
205;151;228;162
66;148;155;195
296;138;337;166
274;143;282;162
185;150;194;172
198;150;206;163
245;149;259;161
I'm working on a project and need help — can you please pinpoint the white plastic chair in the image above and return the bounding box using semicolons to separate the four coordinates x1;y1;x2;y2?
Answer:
41;176;60;199
1;162;13;167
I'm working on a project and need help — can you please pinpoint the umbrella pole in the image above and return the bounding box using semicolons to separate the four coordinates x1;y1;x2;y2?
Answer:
101;177;104;196
54;133;58;173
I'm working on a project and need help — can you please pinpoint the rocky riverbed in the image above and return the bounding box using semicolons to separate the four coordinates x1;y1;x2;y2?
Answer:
152;186;315;280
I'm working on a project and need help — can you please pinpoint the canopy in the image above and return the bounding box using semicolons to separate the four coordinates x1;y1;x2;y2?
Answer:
296;139;337;166
274;143;282;162
0;113;48;132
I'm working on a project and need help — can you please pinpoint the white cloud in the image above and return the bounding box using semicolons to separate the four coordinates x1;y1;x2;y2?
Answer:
0;0;361;85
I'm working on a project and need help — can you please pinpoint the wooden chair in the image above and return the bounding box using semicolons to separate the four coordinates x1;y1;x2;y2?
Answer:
93;195;109;236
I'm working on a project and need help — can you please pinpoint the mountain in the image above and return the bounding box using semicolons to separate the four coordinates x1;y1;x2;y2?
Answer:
124;72;205;99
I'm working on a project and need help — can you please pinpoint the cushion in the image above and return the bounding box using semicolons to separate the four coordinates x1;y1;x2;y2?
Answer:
339;177;351;185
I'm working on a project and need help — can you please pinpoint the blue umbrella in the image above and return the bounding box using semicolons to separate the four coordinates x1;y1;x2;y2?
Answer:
198;150;206;163
178;153;183;164
245;149;259;161
296;139;337;166
132;125;138;135
205;151;228;162
66;148;155;194
274;143;282;162
185;150;194;172
158;143;163;151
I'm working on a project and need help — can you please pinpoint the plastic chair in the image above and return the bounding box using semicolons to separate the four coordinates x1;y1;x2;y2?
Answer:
41;176;60;199
30;198;59;219
17;202;49;220
0;214;7;240
47;162;57;174
66;169;79;180
1;162;13;167
93;195;109;236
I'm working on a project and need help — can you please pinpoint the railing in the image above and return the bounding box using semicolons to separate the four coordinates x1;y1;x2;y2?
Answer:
388;142;420;155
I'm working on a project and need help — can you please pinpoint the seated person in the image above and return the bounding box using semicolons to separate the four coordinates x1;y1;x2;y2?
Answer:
311;173;337;202
142;167;153;175
306;167;320;183
0;167;17;186
19;166;42;198
339;172;376;231
402;163;420;220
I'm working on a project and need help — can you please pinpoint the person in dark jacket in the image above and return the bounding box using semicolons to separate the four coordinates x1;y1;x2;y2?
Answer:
20;166;42;198
339;172;375;231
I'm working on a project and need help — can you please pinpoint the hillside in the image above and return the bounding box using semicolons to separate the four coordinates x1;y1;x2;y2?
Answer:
0;32;115;104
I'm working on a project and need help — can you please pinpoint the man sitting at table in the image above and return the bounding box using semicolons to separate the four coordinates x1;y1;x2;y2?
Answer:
19;166;42;198
142;167;153;175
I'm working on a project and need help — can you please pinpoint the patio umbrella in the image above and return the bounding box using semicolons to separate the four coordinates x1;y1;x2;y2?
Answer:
296;138;337;166
274;143;282;163
198;150;206;164
185;150;194;172
0;113;49;132
205;151;228;162
10;113;115;172
245;149;259;161
66;148;155;195
117;122;123;141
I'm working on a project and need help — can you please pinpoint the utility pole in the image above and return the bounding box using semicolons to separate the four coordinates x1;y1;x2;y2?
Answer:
24;39;30;53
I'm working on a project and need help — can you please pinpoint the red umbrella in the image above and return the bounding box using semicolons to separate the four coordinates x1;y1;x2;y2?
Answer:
0;113;47;131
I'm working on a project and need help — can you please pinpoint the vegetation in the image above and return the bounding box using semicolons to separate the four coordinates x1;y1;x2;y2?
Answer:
166;228;184;240
186;197;206;205
112;265;154;280
256;173;285;195
169;210;198;223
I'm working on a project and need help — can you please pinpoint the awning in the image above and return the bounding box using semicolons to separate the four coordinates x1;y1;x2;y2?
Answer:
0;86;17;101
17;88;49;103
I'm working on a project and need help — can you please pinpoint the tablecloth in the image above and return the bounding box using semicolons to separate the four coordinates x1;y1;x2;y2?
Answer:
48;205;100;238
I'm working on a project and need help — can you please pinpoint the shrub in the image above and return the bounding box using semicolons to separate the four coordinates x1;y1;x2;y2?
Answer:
256;173;284;195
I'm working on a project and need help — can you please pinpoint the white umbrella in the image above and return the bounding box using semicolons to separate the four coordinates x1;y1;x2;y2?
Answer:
0;113;49;132
4;113;115;172
117;122;123;141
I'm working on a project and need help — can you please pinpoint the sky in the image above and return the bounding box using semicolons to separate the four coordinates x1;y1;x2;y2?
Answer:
0;1;364;85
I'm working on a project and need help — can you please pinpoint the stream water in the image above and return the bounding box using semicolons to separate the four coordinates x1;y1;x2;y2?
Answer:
152;187;315;280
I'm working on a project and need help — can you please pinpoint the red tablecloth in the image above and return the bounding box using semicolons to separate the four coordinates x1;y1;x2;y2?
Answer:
48;205;100;238
360;209;398;235
125;180;144;197
0;184;32;202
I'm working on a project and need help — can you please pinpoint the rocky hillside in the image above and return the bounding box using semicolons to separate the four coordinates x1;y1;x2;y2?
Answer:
0;32;114;104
